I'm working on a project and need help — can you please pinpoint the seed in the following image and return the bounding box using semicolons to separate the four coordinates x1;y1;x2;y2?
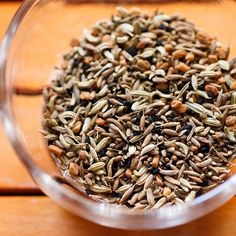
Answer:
224;127;236;142
137;173;150;185
171;99;182;109
200;71;218;78
146;188;155;206
159;169;179;176
89;100;107;115
163;187;171;197
191;75;198;91
155;175;164;187
205;84;219;96
190;137;201;148
152;155;160;168
203;118;221;127
176;62;189;72
218;60;229;71
196;158;212;168
176;142;189;155
162;129;178;136
79;150;89;161
153;197;166;209
69;162;79;176
127;145;136;157
142;133;152;147
88;162;106;172
172;49;187;59
116;184;133;193
226;115;236;126
96;118;106;126
185;52;195;62
164;176;180;186
125;168;133;178
76;79;95;89
164;44;173;52
95;137;110;152
144;174;154;190
89;147;98;163
141;144;156;156
120;186;134;203
90;185;111;193
43;7;235;209
59;134;70;148
48;145;63;156
185;191;196;202
179;178;192;189
137;59;151;70
70;38;80;47
81;118;91;133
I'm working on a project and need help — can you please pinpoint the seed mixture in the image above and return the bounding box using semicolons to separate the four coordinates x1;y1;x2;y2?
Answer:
41;7;236;210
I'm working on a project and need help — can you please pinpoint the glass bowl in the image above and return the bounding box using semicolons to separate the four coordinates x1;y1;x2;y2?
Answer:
1;0;236;230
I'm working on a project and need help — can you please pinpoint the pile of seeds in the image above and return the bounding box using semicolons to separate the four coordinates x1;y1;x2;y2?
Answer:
41;7;236;210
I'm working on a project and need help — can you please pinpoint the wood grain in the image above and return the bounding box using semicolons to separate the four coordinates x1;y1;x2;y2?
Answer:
0;196;235;236
0;2;38;191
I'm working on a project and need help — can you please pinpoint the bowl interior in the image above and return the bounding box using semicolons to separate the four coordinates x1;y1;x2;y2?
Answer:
2;0;236;229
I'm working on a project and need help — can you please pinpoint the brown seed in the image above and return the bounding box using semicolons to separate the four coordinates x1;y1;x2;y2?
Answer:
156;82;168;91
205;84;219;97
172;49;187;59
70;38;80;47
96;118;106;126
196;31;212;45
155;61;163;68
125;168;133;178
215;46;229;60
80;92;91;100
171;99;182;109
217;77;226;84
230;82;236;90
72;121;82;133
137;58;151;70
177;104;187;114
48;145;63;156
163;187;171;197
226;116;236;126
151;155;160;168
69;162;79;176
164;44;173;52
156;175;164;186
190;144;198;153
185;52;195;62
79;150;89;161
172;155;177;161
208;54;218;63
136;41;145;49
171;100;187;113
159;62;169;71
175;62;189;72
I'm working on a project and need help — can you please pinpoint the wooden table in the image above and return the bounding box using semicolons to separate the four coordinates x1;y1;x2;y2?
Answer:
0;2;236;235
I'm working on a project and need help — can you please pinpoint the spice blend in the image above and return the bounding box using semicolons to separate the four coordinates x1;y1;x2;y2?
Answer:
41;7;236;210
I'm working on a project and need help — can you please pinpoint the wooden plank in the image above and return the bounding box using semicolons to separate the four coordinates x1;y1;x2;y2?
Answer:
0;125;38;192
0;196;235;235
0;2;38;191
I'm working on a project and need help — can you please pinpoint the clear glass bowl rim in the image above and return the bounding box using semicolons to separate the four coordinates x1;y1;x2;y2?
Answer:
0;0;236;230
